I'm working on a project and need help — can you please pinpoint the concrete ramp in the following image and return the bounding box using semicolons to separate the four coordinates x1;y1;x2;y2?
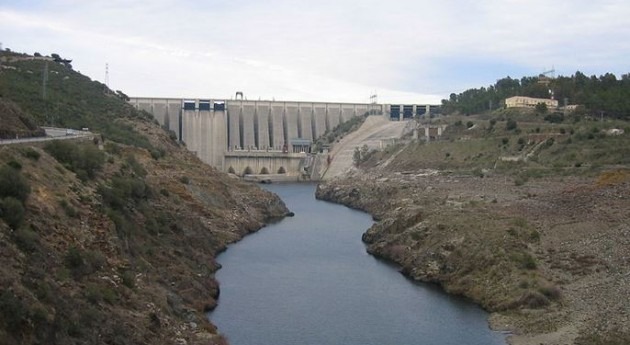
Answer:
322;116;408;180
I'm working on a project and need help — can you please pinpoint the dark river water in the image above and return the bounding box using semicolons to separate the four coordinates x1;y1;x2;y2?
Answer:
210;183;506;345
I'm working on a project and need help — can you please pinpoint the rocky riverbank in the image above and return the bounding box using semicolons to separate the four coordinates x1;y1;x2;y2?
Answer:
316;170;629;345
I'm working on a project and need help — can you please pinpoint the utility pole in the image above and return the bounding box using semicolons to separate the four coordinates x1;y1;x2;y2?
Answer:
42;61;48;99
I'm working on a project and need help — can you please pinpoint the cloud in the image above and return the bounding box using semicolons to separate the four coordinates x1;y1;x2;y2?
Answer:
1;0;628;103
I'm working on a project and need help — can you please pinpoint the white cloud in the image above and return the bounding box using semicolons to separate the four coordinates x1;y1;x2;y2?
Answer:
1;0;628;103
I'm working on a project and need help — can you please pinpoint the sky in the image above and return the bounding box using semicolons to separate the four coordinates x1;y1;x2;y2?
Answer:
1;0;629;104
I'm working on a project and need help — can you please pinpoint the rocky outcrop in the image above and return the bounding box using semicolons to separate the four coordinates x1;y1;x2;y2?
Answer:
317;171;630;345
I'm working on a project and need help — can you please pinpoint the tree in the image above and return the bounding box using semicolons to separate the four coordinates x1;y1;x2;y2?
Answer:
535;102;548;115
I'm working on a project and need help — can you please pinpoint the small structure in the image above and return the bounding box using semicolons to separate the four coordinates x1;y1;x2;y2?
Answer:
505;96;558;109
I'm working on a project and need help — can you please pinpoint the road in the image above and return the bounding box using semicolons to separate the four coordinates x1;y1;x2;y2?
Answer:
0;127;94;145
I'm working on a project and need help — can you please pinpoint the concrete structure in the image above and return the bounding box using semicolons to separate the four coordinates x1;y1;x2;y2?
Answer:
505;96;558;109
130;97;439;178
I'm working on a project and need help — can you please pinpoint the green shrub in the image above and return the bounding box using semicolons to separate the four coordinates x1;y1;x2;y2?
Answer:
44;141;105;180
0;165;31;202
65;246;84;270
0;290;31;335
121;271;135;289
466;121;474;128
99;176;150;212
7;160;22;170
124;155;146;177
0;196;26;228
506;119;518;131
12;226;39;252
21;147;41;161
59;199;78;218
179;176;190;184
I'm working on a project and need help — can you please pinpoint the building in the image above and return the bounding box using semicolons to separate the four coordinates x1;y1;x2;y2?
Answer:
505;96;558;109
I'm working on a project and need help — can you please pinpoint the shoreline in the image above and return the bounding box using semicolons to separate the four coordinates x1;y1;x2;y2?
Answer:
315;172;630;344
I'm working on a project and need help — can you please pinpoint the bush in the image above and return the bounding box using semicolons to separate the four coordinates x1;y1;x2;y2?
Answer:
0;165;31;202
0;290;31;335
99;176;151;212
44;141;105;180
64;246;104;279
59;199;78;218
544;112;564;123
121;271;135;289
506;118;518;131
466;121;474;128
12;226;39;252
0;196;26;228
7;160;22;170
21;147;41;161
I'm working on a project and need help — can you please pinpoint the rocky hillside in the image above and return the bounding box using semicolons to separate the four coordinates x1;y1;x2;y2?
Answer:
0;51;290;345
317;110;630;345
0;99;45;139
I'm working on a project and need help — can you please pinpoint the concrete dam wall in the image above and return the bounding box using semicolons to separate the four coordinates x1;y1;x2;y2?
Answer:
129;97;438;177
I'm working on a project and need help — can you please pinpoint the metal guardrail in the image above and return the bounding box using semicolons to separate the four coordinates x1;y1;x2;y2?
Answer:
0;127;94;146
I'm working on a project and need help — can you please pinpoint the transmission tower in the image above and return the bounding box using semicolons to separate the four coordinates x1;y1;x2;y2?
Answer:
105;63;109;87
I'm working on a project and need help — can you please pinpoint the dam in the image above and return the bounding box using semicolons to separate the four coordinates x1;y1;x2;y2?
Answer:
129;97;439;177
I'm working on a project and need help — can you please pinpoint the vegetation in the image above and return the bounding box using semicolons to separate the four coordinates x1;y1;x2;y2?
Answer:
441;72;630;120
0;49;289;345
313;112;370;152
44;141;105;181
0;52;155;149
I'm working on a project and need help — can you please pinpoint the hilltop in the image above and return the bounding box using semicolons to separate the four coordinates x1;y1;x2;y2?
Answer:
0;50;289;345
318;106;630;344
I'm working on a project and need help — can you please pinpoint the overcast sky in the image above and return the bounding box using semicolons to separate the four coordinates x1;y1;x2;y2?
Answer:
1;0;629;104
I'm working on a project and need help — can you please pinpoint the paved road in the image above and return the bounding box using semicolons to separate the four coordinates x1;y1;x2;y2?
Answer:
0;127;94;145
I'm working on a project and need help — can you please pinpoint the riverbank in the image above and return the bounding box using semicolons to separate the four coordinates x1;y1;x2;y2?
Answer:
316;171;630;344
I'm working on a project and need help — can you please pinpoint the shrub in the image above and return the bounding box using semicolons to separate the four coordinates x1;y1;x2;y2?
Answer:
7;160;22;170
502;137;509;145
121;271;135;289
0;197;26;228
0;165;31;202
0;290;31;335
179;176;190;184
12;226;39;252
544;112;564;123
466;121;474;128
124;155;146;177
21;147;41;161
506;118;518;131
59;199;78;218
65;246;84;270
44;141;105;180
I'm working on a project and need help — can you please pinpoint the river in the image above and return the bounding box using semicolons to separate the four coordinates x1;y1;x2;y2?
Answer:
210;183;506;345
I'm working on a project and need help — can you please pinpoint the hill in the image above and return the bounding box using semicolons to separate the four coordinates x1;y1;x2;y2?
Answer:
317;108;630;345
0;50;289;345
0;99;45;139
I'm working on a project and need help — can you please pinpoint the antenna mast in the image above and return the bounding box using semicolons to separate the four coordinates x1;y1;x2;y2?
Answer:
105;63;110;88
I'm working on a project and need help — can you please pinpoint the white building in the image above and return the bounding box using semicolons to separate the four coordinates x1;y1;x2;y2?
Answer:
505;96;558;109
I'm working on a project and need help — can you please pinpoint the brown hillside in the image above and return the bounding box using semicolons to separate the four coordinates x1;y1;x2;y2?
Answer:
0;98;45;139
